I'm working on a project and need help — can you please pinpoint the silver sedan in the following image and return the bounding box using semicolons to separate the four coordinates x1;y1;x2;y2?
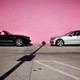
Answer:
50;30;80;46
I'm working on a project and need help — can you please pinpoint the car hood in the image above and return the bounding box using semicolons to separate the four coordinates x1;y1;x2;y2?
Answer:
13;34;30;38
51;35;65;39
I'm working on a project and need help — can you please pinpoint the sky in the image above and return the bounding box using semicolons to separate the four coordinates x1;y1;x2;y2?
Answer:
0;0;80;43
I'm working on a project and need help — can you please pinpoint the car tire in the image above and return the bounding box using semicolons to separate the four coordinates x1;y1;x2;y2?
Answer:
56;39;64;47
15;38;23;47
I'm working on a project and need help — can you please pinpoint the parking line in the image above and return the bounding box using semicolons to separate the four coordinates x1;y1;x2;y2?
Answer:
35;61;80;80
52;60;80;71
38;60;80;71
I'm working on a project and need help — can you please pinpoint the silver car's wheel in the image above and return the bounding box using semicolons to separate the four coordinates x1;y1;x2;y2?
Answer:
15;38;23;46
56;39;64;46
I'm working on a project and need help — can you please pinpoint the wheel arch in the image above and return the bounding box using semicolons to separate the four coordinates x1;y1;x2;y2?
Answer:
55;38;65;46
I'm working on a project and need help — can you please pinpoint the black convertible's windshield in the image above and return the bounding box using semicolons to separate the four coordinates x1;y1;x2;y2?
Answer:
2;30;13;35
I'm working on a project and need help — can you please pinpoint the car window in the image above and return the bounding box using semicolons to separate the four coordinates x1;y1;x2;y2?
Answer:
1;32;5;35
0;31;7;35
75;31;80;36
69;32;75;36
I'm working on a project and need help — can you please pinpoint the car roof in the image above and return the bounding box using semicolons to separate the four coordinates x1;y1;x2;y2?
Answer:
72;30;80;32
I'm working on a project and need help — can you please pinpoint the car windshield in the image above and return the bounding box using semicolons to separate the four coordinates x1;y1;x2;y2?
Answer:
64;31;74;36
2;31;13;35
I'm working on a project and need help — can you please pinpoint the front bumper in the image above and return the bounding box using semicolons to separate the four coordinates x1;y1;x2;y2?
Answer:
50;38;57;45
50;39;54;45
24;39;31;44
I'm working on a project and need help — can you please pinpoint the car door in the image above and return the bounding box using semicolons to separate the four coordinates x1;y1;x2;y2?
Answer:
66;31;80;44
63;31;77;44
74;31;80;44
0;34;13;44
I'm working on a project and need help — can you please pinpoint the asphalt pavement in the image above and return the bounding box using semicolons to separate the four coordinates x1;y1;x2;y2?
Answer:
0;44;80;80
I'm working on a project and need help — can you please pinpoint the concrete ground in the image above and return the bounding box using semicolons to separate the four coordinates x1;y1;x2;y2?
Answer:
0;44;80;80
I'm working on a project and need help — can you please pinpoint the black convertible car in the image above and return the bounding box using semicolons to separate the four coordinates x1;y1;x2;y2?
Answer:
0;30;31;46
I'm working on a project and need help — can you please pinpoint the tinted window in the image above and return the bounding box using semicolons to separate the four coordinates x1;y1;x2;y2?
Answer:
75;31;80;36
69;31;75;36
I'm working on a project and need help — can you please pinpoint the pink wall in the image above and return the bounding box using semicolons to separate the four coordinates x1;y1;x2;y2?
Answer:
0;0;80;43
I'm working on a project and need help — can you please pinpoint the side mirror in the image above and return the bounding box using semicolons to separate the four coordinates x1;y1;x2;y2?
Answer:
69;35;72;37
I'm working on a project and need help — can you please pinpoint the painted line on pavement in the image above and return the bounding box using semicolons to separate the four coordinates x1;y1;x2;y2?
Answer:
52;60;80;71
38;60;80;71
35;61;80;80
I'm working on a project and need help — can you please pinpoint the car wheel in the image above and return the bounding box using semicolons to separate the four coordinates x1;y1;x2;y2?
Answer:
15;38;23;46
56;39;64;46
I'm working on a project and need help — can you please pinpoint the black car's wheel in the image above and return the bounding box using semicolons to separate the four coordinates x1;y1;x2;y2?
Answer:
56;39;64;46
15;38;23;46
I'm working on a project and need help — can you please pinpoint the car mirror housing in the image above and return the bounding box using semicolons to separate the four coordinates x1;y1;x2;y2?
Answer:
69;35;73;37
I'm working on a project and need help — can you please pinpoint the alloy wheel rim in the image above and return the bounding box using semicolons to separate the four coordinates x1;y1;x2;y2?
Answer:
57;40;63;46
16;39;23;46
